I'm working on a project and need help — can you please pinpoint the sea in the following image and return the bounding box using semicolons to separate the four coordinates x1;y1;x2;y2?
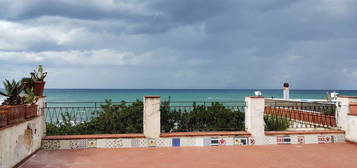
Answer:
1;89;356;103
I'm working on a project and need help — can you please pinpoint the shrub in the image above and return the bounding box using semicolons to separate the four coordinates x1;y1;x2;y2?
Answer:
264;114;290;131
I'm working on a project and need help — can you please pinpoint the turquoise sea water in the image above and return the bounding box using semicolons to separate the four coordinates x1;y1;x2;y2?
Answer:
37;89;357;102
1;89;357;103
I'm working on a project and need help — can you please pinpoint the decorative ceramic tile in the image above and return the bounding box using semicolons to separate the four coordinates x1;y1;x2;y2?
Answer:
234;137;249;146
69;140;79;149
59;140;71;149
172;138;180;147
277;136;291;144
96;139;107;148
87;139;97;148
325;136;332;143
223;137;234;146
78;139;88;149
148;139;156;147
181;137;196;146
334;134;345;142
218;138;226;146
318;136;326;144
210;137;219;146
249;138;256;145
203;138;211;146
297;136;305;144
263;136;276;145
304;135;317;144
157;138;172;147
105;139;123;148
130;139;147;148
121;139;132;148
42;140;60;150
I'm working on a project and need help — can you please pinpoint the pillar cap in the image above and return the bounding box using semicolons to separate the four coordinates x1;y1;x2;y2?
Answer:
144;95;161;98
247;96;264;98
337;95;357;99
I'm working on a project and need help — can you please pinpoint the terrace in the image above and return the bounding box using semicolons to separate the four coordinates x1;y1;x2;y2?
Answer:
1;95;357;168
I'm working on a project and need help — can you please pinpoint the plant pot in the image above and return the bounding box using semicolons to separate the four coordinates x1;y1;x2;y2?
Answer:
349;103;357;115
0;105;26;125
25;104;38;119
33;81;45;96
0;109;7;128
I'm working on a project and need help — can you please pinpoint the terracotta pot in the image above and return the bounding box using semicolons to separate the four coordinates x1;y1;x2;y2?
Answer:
0;109;7;128
349;103;357;115
0;105;26;125
33;81;45;96
25;104;38;119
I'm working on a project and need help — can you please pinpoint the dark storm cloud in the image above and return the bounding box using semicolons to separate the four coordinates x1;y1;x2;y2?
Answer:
0;0;357;89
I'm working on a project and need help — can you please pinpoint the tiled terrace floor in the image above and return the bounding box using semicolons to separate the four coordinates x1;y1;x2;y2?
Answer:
20;143;357;168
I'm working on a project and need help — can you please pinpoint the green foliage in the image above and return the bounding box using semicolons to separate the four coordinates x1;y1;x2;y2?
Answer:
323;108;336;116
264;114;290;131
47;100;246;135
0;79;24;105
46;99;143;135
168;102;245;132
31;65;47;81
24;88;36;104
22;77;34;94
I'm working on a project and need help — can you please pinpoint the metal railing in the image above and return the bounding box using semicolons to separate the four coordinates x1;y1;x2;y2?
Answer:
264;105;337;129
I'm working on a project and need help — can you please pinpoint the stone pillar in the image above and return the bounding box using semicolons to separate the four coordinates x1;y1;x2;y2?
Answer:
245;96;265;145
143;96;161;138
36;96;46;135
336;96;357;143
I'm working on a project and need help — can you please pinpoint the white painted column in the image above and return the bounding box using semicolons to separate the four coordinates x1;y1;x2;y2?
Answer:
143;96;161;138
245;96;265;145
36;97;46;135
336;96;357;143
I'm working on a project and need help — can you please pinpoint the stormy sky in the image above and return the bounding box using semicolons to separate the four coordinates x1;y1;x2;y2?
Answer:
0;0;356;89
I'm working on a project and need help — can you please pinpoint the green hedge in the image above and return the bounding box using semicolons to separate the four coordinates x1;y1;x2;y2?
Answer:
46;100;245;135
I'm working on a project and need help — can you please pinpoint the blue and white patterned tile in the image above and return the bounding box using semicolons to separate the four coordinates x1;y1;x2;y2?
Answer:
69;140;79;149
334;134;345;143
147;139;156;147
78;139;88;149
121;139;133;148
131;139;147;148
157;138;172;147
105;139;124;148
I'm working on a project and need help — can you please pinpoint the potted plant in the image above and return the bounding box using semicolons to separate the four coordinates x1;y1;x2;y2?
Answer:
30;65;47;96
23;88;38;119
0;80;26;126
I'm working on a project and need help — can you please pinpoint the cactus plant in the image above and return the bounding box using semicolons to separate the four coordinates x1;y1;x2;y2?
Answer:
0;80;24;105
30;65;47;81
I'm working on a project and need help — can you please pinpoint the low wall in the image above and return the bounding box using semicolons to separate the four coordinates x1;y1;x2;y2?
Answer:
41;130;345;150
42;132;252;150
0;116;45;168
264;130;345;145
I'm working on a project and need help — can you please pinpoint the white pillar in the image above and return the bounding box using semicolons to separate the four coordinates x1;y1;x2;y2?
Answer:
143;96;161;138
245;96;265;145
283;87;289;100
36;97;46;135
336;96;357;143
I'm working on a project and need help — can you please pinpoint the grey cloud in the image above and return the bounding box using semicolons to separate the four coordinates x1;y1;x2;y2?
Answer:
0;0;357;89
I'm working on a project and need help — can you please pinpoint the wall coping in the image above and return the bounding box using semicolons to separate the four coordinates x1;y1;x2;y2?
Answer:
44;133;146;140
43;132;251;140
347;113;357;116
0;116;40;131
161;131;251;137
247;96;264;98
337;95;357;99
144;96;161;98
265;130;345;135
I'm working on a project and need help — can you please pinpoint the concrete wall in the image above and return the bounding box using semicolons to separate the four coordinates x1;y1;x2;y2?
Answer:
0;98;45;168
143;96;161;138
346;115;357;142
